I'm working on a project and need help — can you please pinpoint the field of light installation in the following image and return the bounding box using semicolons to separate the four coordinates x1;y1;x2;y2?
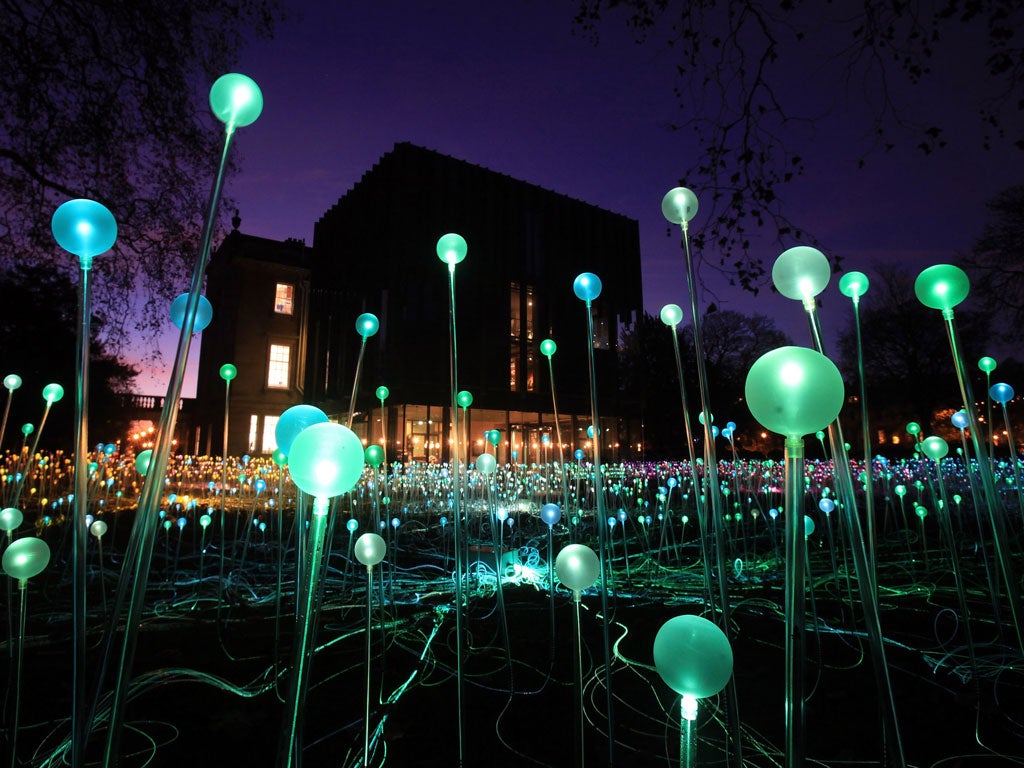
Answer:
2;73;1024;768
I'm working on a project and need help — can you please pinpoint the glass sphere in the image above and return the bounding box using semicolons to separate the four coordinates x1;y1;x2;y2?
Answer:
4;374;22;391
573;272;602;302
355;313;379;338
990;382;1014;404
838;271;869;299
772;246;831;301
365;444;384;468
90;519;108;538
135;449;153;476
555;544;600;593
42;383;64;404
661;187;699;224
978;356;997;374
475;453;497;475
818;498;835;514
485;430;501;446
540;339;557;357
660;304;684;327
457;390;473;408
0;507;23;532
288;422;365;499
744;346;844;438
540;503;561;526
200;514;212;529
275;405;329;456
921;435;949;461
346;518;358;533
906;422;921;436
21;423;33;436
574;449;585;461
3;536;50;580
209;73;263;128
170;293;213;332
52;199;117;261
653;614;733;698
914;264;970;311
219;363;237;381
804;515;816;538
950;409;969;430
355;532;386;567
436;233;467;266
376;385;390;401
272;448;288;467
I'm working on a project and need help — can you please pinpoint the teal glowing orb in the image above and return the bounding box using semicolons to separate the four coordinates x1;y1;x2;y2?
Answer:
42;383;64;404
990;382;1014;404
457;390;473;408
276;405;329;456
376;385;390;401
355;313;379;338
573;272;602;302
170;294;213;332
90;519;108;538
978;356;997;374
653;614;733;698
661;187;699;225
540;339;557;357
921;435;949;460
0;507;23;532
287;422;365;499
475;453;497;475
485;430;501;447
364;444;384;468
355;532;386;567
772;246;831;302
135;449;152;476
209;73;263;128
219;363;237;381
4;374;22;391
744;346;844;438
436;233;467;266
52;199;117;263
3;536;50;580
660;303;684;327
555;543;600;593
838;271;869;300
914;264;970;312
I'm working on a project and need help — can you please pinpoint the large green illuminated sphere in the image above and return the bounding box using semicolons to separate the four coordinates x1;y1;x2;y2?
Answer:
354;532;386;567
660;304;684;327
436;233;467;266
661;187;699;224
485;429;501;447
906;421;921;436
376;385;390;401
219;363;237;381
52;199;117;262
921;435;949;461
573;272;602;302
914;264;970;311
540;339;557;358
653;614;733;699
364;444;384;468
475;453;497;475
135;449;152;476
555;543;600;593
457;390;473;408
170;294;213;332
3;374;21;391
838;271;869;300
209;73;263;128
0;507;23;532
744;346;844;438
276;405;329;456
355;313;379;338
42;383;64;404
287;422;365;499
3;536;50;580
978;356;997;374
772;246;831;301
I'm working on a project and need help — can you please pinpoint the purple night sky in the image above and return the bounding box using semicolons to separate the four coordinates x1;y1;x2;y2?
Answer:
135;0;1023;395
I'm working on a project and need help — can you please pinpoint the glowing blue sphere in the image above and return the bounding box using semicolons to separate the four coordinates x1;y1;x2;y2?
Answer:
52;199;117;262
356;313;380;338
170;293;213;332
540;503;561;526
573;272;602;302
990;382;1015;405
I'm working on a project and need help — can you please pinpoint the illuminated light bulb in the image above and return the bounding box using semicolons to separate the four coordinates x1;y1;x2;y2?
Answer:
209;73;263;128
540;339;557;357
914;264;970;312
573;272;602;303
4;374;22;391
436;233;467;266
660;187;699;224
660;303;684;327
355;313;379;338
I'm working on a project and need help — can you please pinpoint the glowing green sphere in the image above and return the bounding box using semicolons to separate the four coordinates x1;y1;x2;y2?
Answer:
978;356;997;374
89;519;108;538
135;449;152;476
376;385;390;401
3;536;50;581
3;374;21;391
804;515;815;538
209;73;263;128
457;390;473;409
200;514;212;529
652;614;733;699
921;435;949;461
355;313;379;338
52;199;117;263
744;347;844;438
272;448;288;467
475;453;497;475
42;383;64;404
906;422;921;436
354;532;386;567
573;272;602;302
21;423;33;436
661;187;699;225
287;422;365;499
0;507;23;532
436;233;467;266
555;543;600;593
540;339;557;357
838;271;869;300
170;294;213;332
485;430;501;447
219;364;237;381
364;444;384;468
660;303;684;327
772;246;831;301
276;405;329;456
914;264;969;311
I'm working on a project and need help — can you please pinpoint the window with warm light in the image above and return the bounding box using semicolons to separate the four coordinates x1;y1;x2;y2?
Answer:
248;415;258;452
267;344;291;388
262;415;279;453
274;283;294;315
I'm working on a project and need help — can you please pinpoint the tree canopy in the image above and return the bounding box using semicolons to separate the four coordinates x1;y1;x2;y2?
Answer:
574;0;1023;291
965;184;1024;340
0;0;284;351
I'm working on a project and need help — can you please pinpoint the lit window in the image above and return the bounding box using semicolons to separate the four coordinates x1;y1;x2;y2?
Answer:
510;344;518;391
248;415;258;452
525;285;534;340
510;282;521;338
262;415;279;453
268;344;291;388
274;283;294;315
526;349;535;392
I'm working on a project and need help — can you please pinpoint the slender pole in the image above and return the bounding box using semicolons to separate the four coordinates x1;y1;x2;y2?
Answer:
783;436;805;768
573;590;585;768
364;564;374;767
850;296;877;578
446;261;465;766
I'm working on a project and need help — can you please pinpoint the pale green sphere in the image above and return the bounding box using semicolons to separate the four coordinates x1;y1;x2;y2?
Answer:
475;453;497;475
660;303;684;327
354;532;386;567
555;544;600;593
914;264;969;311
653;614;733;699
745;346;844;438
661;187;699;224
921;435;949;461
3;536;50;580
772;246;831;301
209;73;263;128
288;422;365;499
